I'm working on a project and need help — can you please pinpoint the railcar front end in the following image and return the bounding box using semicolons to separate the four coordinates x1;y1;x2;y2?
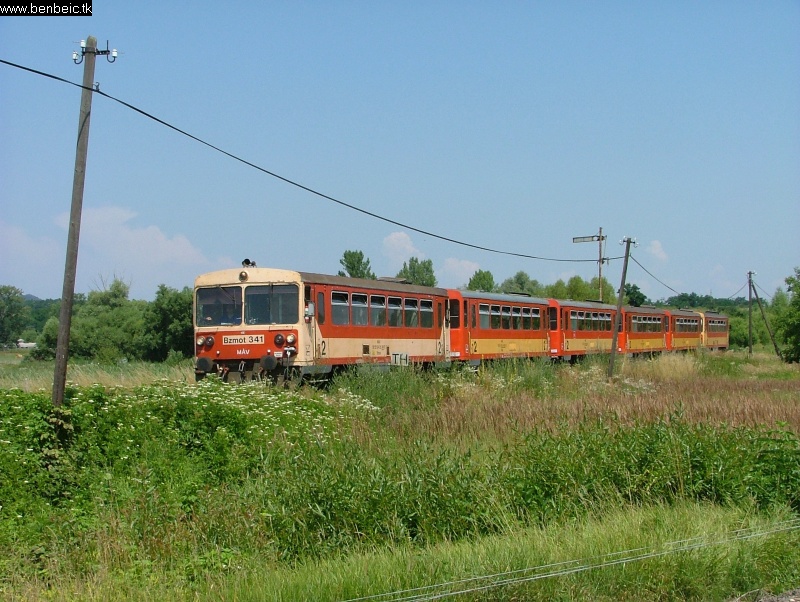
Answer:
194;267;311;383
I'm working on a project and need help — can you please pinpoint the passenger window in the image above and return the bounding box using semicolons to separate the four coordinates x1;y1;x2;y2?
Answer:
404;298;419;327
317;292;325;324
420;300;434;328
332;291;349;325
370;295;386;326
479;304;490;329
352;293;368;326
388;297;402;327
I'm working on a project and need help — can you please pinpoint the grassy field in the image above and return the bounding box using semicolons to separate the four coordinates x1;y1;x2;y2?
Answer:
1;350;798;600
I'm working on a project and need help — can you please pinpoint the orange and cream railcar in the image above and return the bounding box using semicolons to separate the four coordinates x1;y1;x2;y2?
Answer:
194;267;450;383
548;299;618;360
700;311;730;351
664;308;704;351
620;306;668;355
448;290;550;366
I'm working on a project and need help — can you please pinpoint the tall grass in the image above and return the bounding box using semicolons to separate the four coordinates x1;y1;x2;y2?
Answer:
0;352;798;599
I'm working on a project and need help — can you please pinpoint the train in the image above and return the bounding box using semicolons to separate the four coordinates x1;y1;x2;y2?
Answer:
193;263;729;384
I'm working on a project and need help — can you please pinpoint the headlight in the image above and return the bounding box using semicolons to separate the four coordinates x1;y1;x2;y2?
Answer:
204;336;215;347
196;336;206;346
286;334;296;344
274;333;285;346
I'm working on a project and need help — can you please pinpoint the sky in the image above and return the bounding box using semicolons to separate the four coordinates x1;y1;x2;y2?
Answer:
1;1;798;302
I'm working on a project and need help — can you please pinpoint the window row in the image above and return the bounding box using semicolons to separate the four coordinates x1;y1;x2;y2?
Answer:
330;291;436;328
630;315;664;333
707;319;728;333
675;318;701;333
569;310;614;332
477;304;543;330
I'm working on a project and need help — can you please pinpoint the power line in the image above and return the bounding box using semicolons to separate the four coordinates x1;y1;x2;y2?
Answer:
629;254;681;296
340;519;800;601
1;58;599;266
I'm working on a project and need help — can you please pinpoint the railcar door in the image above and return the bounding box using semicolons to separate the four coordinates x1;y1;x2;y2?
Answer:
304;285;318;363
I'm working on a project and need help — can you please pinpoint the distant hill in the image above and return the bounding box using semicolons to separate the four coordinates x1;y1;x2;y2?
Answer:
23;294;42;301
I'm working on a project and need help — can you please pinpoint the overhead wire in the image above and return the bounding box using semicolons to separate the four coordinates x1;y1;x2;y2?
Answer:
1;58;758;298
339;519;800;602
1;58;599;265
629;253;681;296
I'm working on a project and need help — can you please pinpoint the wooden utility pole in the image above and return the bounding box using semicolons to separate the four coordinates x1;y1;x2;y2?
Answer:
750;277;781;358
607;237;634;379
747;270;754;357
53;36;99;406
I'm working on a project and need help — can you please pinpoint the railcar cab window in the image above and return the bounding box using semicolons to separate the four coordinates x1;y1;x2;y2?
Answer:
244;284;299;325
196;286;243;326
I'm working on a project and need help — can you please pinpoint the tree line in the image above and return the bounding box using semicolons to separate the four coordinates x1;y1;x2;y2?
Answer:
1;254;799;362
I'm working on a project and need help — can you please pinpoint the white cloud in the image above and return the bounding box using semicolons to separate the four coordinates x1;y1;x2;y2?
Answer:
0;207;239;299
382;232;424;269
75;207;208;265
438;258;480;288
647;240;668;262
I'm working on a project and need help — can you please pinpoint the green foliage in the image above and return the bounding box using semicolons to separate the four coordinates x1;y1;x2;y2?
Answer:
625;283;648;307
467;269;497;292
140;285;193;361
0;285;30;346
337;250;376;279
2;372;799;587
498;271;543;296
69;280;147;362
545;278;568;300
396;257;437;287
776;267;800;362
22;296;62;334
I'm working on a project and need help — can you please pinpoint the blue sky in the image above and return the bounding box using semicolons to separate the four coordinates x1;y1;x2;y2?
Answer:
1;1;798;302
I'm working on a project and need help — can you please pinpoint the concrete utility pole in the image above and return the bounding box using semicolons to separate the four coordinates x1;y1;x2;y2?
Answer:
607;237;635;379
53;36;115;407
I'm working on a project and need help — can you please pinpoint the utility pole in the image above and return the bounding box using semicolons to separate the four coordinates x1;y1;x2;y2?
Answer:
750;275;781;358
608;237;635;379
53;36;116;407
747;271;754;357
572;227;607;301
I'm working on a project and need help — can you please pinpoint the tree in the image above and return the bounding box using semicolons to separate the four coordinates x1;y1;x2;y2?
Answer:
624;283;648;307
141;285;194;361
565;275;595;301
589;277;616;304
499;271;544;296
467;269;497;292
68;278;147;362
776;267;800;362
545;279;569;300
397;257;437;287
0;285;30;346
338;250;375;279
